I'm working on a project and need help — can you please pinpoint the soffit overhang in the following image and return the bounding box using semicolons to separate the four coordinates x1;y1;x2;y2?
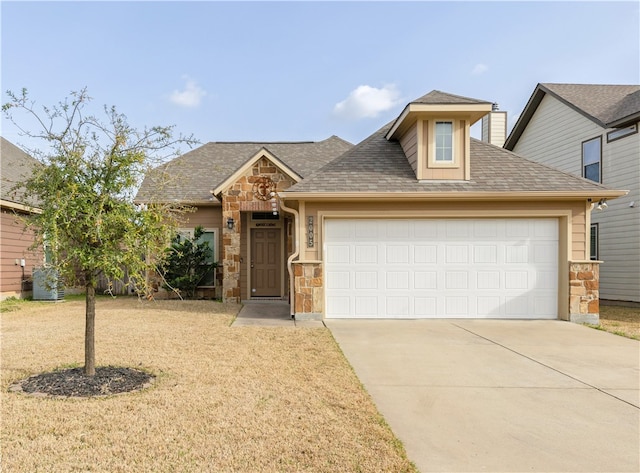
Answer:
386;103;493;141
279;190;628;202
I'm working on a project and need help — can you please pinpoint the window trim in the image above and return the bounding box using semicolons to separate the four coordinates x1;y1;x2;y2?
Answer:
428;119;459;169
581;135;602;183
434;120;454;163
607;124;638;143
590;223;599;261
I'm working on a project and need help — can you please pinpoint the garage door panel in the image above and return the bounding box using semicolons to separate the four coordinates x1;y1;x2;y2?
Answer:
445;297;469;316
414;271;437;289
386;271;410;289
355;245;377;264
446;220;471;238
414;245;437;263
355;296;377;316
327;245;350;264
324;219;558;319
388;220;410;238
354;271;377;289
477;271;501;289
474;220;499;238
387;296;410;316
474;245;498;263
386;245;410;264
446;246;469;263
326;296;351;317
355;220;377;238
534;243;558;263
326;270;350;289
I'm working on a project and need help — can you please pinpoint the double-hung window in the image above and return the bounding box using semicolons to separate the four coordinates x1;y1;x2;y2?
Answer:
582;136;602;183
435;121;454;162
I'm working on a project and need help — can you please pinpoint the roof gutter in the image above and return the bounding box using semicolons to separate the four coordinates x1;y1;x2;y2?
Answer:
277;196;299;319
278;190;628;202
0;199;42;214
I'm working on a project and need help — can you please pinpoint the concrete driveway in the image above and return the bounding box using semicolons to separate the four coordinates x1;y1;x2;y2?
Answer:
326;319;640;472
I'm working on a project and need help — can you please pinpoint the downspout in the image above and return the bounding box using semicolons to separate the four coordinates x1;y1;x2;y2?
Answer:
278;196;299;319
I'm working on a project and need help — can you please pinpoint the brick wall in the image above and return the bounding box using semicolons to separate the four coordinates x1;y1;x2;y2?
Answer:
569;261;600;324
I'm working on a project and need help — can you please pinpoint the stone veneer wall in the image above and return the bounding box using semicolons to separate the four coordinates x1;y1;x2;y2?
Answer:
221;156;295;303
293;262;322;320
569;261;600;324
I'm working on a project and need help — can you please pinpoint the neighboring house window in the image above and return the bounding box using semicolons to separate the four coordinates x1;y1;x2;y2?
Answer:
590;223;599;261
178;228;217;287
582;136;602;183
607;124;637;142
435;121;454;162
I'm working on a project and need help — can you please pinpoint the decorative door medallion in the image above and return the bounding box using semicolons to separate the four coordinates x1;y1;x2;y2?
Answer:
253;176;275;201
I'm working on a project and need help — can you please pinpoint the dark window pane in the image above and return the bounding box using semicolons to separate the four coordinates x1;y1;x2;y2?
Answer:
584;163;600;183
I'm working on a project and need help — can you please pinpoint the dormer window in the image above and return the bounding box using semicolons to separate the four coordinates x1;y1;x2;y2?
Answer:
435;121;454;162
385;90;493;181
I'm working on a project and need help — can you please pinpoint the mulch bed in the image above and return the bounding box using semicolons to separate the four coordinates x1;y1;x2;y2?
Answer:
11;366;155;398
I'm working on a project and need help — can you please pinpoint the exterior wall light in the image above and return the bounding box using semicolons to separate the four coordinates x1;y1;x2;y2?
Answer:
227;217;235;230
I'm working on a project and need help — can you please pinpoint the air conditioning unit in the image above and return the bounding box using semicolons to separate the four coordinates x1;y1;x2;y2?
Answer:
32;268;65;301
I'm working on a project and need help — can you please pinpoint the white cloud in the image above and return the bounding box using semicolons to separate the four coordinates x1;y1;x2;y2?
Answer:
471;63;489;75
170;77;206;108
333;84;402;119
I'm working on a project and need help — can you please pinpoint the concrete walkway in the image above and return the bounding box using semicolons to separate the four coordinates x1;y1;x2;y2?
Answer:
232;301;324;327
326;319;640;473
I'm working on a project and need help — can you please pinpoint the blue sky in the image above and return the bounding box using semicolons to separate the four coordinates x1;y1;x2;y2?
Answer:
2;1;639;153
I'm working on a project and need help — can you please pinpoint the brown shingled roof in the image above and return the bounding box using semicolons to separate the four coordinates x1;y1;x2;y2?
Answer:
286;122;618;197
411;90;492;105
135;136;353;203
505;83;640;149
1;137;42;208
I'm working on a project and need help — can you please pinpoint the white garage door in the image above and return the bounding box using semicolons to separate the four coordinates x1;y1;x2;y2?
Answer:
324;219;558;319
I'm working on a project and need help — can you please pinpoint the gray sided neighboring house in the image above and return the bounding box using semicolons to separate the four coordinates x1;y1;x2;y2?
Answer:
505;83;639;304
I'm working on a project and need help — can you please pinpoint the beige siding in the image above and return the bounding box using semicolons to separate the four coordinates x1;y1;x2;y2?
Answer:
481;111;507;147
1;209;42;298
513;95;640;302
400;125;418;176
184;206;223;261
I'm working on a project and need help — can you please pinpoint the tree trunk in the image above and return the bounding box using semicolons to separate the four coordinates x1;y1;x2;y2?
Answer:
84;279;96;376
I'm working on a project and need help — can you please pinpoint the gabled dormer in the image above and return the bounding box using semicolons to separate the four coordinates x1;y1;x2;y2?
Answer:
386;90;492;181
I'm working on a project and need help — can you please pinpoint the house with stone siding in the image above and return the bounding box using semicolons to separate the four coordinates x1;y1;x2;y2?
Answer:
136;90;626;323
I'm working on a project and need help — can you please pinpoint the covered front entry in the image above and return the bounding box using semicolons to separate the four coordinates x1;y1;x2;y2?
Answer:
324;218;559;319
250;227;282;297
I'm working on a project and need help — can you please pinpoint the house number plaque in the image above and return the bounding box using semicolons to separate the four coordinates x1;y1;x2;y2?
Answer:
253;176;275;201
307;216;314;247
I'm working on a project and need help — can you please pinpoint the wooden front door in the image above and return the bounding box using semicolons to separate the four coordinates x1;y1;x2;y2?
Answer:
250;228;281;297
